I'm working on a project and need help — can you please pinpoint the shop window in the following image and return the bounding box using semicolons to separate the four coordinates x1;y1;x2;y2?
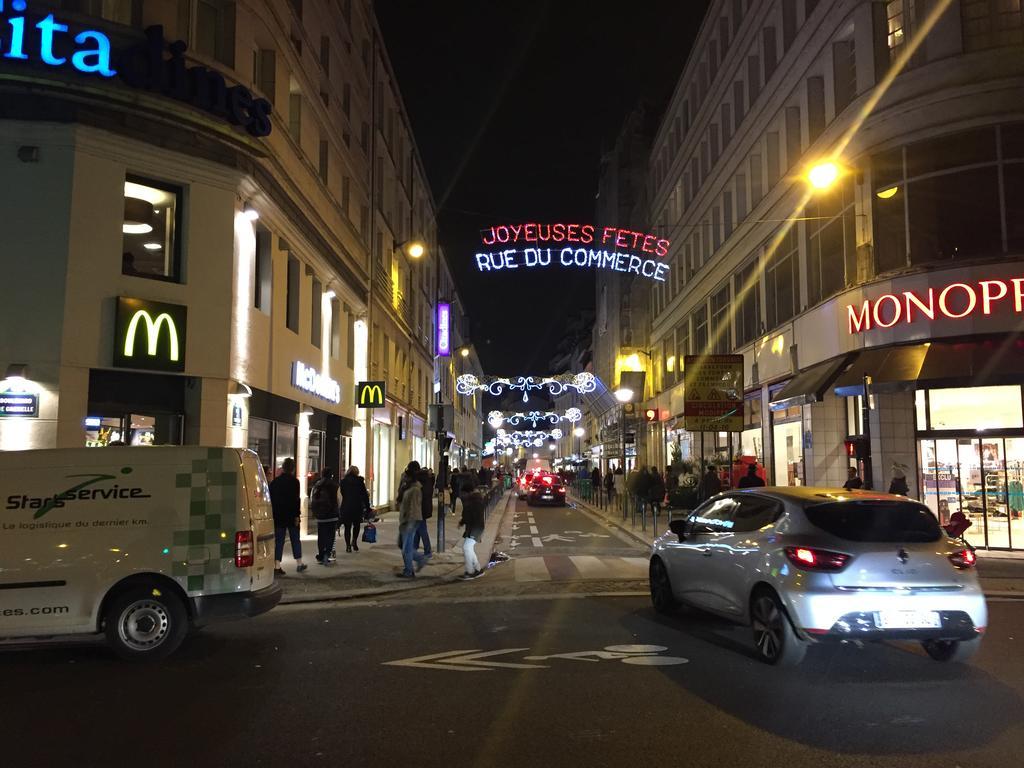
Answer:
773;416;804;486
924;386;1023;431
962;0;1024;51
807;176;856;306
286;255;300;333
194;0;235;67
253;226;272;314
765;227;798;330
121;177;182;281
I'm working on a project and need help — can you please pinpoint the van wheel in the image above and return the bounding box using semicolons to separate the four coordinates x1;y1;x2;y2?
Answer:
750;589;807;666
104;586;188;661
922;638;980;663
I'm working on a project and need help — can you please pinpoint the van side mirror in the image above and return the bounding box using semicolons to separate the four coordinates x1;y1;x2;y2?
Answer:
669;519;688;541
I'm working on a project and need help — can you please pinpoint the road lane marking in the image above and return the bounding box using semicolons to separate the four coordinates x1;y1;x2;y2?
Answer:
569;555;614;578
383;648;544;671
531;536;543;547
515;557;551;582
385;645;688;671
529;525;539;534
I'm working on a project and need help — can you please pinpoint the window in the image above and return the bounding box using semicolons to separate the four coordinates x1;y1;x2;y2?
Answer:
712;206;722;251
747;54;761;104
805;501;941;543
286;255;300;333
689;497;738;532
926;386;1023;431
341;175;351;218
765;226;798;330
886;0;907;60
766;132;780;187
254;226;272;313
319;36;330;75
962;0;1024;51
343;82;352;117
288;91;302;143
255;48;276;103
195;0;235;67
287;0;303;19
676;318;690;364
711;284;732;354
782;0;798;50
121;177;181;281
721;104;733;147
785;106;802;169
318;139;329;184
734;259;760;346
730;496;781;532
763;27;778;81
735;174;748;222
693;305;709;355
833;38;857;114
346;306;355;368
733;81;746;131
807;176;856;306
807;77;825;143
723;190;734;240
59;0;142;26
750;153;763;203
311;278;322;348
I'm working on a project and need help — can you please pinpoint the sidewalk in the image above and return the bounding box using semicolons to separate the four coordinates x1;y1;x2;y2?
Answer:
569;492;1024;600
274;490;515;603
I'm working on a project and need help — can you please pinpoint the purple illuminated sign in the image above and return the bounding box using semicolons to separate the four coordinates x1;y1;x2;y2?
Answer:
436;302;451;357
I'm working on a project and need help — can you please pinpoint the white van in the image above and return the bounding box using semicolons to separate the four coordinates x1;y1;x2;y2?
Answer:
0;446;281;659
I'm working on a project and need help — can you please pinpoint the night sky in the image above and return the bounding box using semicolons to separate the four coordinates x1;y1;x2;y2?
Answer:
375;0;710;376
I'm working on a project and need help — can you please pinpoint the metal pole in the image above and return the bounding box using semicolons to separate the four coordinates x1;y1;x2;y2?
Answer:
861;374;874;490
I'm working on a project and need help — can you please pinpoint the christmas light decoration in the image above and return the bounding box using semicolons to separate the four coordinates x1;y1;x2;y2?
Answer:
487;407;584;429
456;373;597;402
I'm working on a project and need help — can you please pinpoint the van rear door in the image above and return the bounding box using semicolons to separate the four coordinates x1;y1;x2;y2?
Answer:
238;450;275;591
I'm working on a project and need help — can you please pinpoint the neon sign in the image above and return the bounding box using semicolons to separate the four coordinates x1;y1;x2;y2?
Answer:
113;297;187;373
457;373;597;402
0;3;272;136
846;278;1024;334
436;302;451;357
476;223;671;283
294;362;341;404
487;408;583;429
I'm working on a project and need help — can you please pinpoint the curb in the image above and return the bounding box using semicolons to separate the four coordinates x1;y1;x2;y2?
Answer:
279;491;515;605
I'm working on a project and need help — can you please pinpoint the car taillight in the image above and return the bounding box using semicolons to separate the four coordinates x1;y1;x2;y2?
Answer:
949;548;977;569
235;530;254;568
784;546;850;572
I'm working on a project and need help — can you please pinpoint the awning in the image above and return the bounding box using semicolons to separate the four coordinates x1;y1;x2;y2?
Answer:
769;354;853;411
833;338;1024;397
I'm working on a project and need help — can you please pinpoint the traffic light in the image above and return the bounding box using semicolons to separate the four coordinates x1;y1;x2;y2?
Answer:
844;435;869;460
644;408;658;423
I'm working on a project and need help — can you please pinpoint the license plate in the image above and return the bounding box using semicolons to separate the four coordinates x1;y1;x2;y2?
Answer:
542;495;553;500
875;610;941;629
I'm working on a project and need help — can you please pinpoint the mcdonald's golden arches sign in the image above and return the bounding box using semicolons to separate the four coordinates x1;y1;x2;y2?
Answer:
113;297;187;373
356;381;386;408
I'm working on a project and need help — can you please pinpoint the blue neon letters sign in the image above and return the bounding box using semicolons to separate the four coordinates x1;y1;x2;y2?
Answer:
0;2;273;136
1;0;115;76
436;302;451;357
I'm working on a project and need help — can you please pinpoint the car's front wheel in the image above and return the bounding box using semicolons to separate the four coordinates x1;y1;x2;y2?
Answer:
922;637;981;663
649;557;678;615
104;584;189;661
750;589;807;666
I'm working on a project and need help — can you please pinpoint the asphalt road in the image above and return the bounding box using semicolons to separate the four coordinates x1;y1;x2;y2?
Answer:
2;590;1022;768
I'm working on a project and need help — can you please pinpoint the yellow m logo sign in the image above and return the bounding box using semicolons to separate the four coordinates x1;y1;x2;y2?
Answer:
124;310;180;361
359;384;383;406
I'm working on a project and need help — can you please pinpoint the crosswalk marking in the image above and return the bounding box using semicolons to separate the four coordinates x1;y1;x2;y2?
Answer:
529;525;539;534
512;556;648;583
531;536;543;547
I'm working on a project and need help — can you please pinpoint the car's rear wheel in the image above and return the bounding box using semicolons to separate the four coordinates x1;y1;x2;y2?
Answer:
649;557;678;615
750;589;806;666
921;637;980;663
104;584;189;661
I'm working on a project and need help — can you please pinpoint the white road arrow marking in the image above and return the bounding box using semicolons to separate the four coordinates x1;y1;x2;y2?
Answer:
541;534;575;542
383;648;546;672
576;533;612;538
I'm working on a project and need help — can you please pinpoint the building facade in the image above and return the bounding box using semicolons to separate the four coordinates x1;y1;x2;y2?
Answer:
0;0;480;509
630;0;1024;550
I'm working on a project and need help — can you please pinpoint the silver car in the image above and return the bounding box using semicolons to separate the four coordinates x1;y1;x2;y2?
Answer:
649;487;987;666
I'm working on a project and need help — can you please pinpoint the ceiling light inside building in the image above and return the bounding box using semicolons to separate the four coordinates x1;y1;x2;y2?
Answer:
143;242;162;250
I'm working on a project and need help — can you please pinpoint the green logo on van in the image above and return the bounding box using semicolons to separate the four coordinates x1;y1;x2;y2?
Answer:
3;467;152;519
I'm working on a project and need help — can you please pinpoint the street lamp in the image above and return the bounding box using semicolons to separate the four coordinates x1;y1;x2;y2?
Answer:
399;239;426;259
807;161;840;190
613;387;633;403
459;347;470;358
573;427;585;438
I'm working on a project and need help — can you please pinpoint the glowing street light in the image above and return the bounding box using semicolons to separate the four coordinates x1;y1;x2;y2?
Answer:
613;387;634;403
402;240;426;259
807;161;839;190
460;347;470;358
532;452;539;459
573;427;585;438
548;444;556;451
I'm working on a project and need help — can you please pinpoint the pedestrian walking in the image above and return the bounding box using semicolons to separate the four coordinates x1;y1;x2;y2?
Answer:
414;465;434;559
397;466;425;578
309;468;340;565
888;463;910;496
457;478;486;580
699;465;722;502
604;469;615;502
269;458;307;575
843;467;863;491
647;468;666;516
339;465;370;552
738;463;766;488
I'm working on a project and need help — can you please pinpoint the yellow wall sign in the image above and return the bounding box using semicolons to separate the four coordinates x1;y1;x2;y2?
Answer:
113;297;187;372
356;381;386;408
683;355;743;432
